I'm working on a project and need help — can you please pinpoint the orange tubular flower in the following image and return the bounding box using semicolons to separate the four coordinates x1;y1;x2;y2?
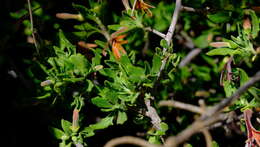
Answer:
135;0;155;17
78;41;97;49
110;27;128;60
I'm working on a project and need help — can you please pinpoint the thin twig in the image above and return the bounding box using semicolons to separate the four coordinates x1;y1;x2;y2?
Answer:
180;31;194;49
165;113;226;147
104;136;161;147
142;33;149;56
178;48;202;68
27;0;39;54
157;0;182;78
94;17;110;41
201;129;213;147
164;0;182;49
164;70;260;147
145;99;162;130
131;0;138;16
145;27;166;38
122;0;131;10
203;70;260;119
159;100;204;114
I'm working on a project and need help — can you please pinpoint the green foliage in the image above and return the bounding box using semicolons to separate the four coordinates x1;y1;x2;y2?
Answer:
12;0;260;146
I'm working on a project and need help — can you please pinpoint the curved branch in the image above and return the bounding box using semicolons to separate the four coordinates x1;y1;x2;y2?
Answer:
104;136;161;147
145;27;166;38
178;48;202;68
157;0;182;78
27;0;39;54
164;0;182;47
201;129;212;147
159;100;203;114
164;70;260;147
202;70;260;119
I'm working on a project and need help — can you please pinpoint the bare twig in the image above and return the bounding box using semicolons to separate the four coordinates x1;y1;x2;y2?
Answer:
203;71;260;119
165;113;226;147
164;71;260;147
157;0;182;78
94;17;110;41
164;0;182;50
142;34;149;56
122;0;131;10
201;129;213;147
180;31;194;49
131;0;138;16
145;99;162;130
145;27;166;38
27;0;39;54
104;70;260;147
178;48;202;68
159;100;203;114
104;136;161;147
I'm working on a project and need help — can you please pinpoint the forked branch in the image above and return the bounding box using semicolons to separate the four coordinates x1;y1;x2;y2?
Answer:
104;71;260;147
157;0;182;78
165;70;260;147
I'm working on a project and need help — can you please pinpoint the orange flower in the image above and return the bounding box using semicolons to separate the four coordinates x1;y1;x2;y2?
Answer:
72;109;79;132
56;13;84;21
110;27;128;60
78;41;97;49
243;17;251;30
135;0;155;17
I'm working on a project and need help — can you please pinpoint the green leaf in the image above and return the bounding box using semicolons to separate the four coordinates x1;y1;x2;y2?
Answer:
69;54;90;76
86;79;94;92
92;49;103;66
212;141;219;147
99;68;117;78
128;66;146;82
160;122;168;132
82;127;95;137
10;9;28;19
222;38;239;48
120;55;132;68
249;10;259;38
91;97;113;108
248;87;260;99
184;144;193;147
160;39;168;49
238;68;249;85
155;122;168;135
117;111;128;124
108;24;122;31
148;136;161;145
151;54;162;75
61;119;72;135
206;48;236;56
50;127;64;140
73;4;96;21
74;22;99;32
207;11;231;23
153;2;174;31
58;30;76;55
59;142;72;147
193;33;210;48
223;81;237;97
36;93;51;99
94;40;107;48
89;115;114;130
